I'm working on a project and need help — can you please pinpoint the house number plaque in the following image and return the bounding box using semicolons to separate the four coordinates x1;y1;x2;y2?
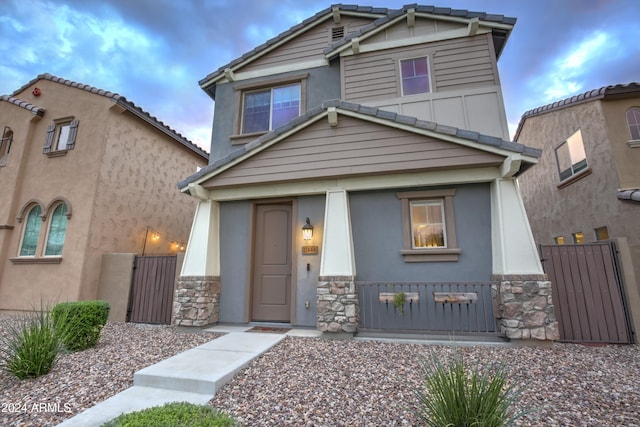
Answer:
301;246;318;255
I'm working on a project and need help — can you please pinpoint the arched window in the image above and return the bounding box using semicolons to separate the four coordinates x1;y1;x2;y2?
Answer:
45;203;68;256
20;205;42;256
627;108;640;141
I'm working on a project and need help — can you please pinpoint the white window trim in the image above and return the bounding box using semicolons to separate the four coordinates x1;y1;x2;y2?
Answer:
399;56;432;97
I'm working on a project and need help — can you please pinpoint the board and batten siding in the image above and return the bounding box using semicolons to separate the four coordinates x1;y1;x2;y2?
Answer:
201;115;504;189
342;33;498;103
242;17;373;73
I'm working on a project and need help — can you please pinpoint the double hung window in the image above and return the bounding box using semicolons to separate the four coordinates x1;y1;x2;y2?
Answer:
242;84;301;134
555;129;587;181
400;57;430;96
626;108;640;143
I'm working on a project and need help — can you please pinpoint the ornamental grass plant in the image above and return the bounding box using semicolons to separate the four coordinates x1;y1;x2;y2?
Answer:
0;306;71;379
415;347;526;427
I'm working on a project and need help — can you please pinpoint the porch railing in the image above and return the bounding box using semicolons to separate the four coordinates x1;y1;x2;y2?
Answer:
357;282;499;335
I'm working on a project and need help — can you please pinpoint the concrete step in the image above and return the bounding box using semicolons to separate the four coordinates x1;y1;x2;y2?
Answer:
133;332;285;394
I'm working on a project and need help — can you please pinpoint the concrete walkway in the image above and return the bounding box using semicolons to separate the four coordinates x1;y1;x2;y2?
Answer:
58;326;321;427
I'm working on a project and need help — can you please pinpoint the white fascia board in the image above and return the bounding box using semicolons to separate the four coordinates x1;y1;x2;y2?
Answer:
207;167;501;202
224;59;329;83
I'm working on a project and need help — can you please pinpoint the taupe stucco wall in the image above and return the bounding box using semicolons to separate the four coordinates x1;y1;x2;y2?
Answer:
0;79;206;312
517;99;640;292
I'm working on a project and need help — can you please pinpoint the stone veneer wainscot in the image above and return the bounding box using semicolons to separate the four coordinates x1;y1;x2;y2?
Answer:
317;276;359;333
172;276;220;326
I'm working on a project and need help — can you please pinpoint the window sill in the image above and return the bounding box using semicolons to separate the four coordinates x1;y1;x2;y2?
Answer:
46;150;68;158
230;132;267;145
557;167;592;190
10;257;62;264
401;248;461;262
628;140;640;148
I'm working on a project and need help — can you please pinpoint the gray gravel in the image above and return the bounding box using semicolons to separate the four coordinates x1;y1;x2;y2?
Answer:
1;314;639;426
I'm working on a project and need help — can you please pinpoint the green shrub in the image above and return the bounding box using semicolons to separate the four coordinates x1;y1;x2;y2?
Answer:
415;348;525;427
52;300;110;351
101;402;240;427
0;308;65;379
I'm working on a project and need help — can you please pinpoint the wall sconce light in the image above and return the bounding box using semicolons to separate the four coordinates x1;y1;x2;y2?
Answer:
302;217;313;240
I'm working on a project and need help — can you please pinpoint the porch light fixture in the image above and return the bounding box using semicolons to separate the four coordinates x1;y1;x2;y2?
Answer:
302;217;313;240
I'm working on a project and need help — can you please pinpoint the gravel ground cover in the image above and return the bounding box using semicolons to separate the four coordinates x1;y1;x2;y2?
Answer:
0;316;215;427
1;313;639;427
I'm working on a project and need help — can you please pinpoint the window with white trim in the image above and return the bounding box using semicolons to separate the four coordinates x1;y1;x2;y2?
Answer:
410;200;446;248
241;84;301;134
400;57;431;96
626;107;640;142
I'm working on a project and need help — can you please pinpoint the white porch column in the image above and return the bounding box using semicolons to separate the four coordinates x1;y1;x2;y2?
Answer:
320;189;355;276
317;189;358;333
181;200;220;277
490;178;543;275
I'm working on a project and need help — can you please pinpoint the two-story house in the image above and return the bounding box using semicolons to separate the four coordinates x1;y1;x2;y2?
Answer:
515;83;640;340
175;4;557;341
0;74;208;319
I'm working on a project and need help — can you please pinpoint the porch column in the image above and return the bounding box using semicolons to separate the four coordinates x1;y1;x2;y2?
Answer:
490;178;559;340
173;199;221;326
317;190;358;333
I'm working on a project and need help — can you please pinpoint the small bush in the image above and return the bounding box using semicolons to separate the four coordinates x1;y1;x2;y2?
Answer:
415;348;525;427
101;402;240;427
0;308;65;379
52;300;110;351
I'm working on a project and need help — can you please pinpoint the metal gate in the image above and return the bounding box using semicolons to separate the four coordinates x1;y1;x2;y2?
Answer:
540;242;632;344
127;255;177;324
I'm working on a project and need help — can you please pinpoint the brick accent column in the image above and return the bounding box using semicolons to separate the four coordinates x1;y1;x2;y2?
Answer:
491;274;559;341
172;276;220;326
317;276;358;333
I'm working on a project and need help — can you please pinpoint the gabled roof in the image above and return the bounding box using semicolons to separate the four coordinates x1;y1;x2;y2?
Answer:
179;99;540;192
198;3;515;95
514;82;640;140
6;73;209;159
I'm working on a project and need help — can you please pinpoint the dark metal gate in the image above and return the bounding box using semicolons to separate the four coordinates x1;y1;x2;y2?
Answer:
358;282;498;335
540;242;632;344
127;255;177;324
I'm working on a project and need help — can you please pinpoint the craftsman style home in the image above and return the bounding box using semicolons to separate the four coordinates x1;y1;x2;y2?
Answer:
0;74;208;316
176;4;558;340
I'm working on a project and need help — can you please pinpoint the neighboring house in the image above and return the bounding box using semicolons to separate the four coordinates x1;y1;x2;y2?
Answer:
515;83;640;292
0;74;208;316
176;4;557;341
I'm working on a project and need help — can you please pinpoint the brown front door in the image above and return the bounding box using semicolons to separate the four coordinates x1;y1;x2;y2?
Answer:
252;203;292;322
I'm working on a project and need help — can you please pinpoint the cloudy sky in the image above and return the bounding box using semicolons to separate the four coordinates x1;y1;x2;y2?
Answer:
1;0;638;152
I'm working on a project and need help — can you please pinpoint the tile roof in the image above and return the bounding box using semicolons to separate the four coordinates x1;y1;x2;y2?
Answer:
515;82;640;140
179;99;539;190
6;73;208;159
0;95;45;116
199;3;516;91
618;189;640;203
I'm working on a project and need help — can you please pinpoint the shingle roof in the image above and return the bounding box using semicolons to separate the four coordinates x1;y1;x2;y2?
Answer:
0;95;45;116
178;99;539;190
7;73;208;159
514;82;640;140
199;3;516;92
618;189;640;203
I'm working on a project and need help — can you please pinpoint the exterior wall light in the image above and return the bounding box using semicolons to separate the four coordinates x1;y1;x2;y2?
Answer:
302;217;313;240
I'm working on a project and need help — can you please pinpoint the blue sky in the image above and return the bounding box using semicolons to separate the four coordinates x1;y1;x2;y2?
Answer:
1;0;638;152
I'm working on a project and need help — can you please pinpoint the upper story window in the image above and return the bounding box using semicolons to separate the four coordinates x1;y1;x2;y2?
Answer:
400;57;431;96
626;107;640;143
555;129;587;181
241;84;301;134
0;126;13;167
44;117;79;156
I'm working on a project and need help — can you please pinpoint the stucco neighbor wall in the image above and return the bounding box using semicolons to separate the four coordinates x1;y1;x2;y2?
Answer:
517;98;640;292
349;184;492;282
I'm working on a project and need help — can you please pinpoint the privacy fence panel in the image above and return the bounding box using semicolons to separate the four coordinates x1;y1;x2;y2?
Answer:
540;242;632;344
128;255;177;325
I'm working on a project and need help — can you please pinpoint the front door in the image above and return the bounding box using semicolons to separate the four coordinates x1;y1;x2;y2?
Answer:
252;203;292;322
